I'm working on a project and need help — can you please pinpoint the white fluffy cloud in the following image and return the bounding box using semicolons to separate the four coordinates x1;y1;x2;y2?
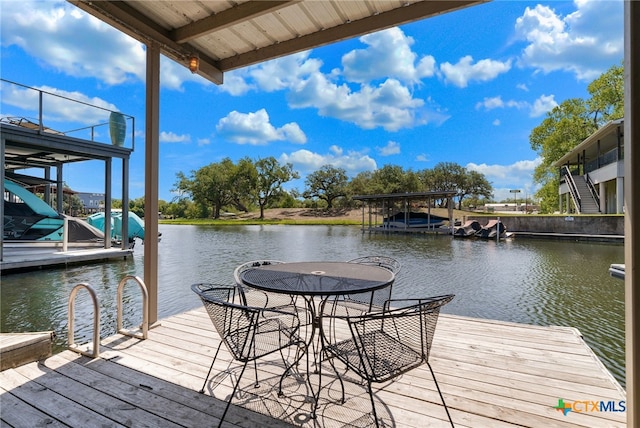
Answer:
475;94;556;117
342;27;436;83
249;51;322;92
227;28;445;131
467;158;542;200
440;56;512;88
377;141;401;156
160;131;191;143
288;75;427;131
215;109;307;145
1;1;202;90
280;146;377;176
515;1;623;81
530;94;558;117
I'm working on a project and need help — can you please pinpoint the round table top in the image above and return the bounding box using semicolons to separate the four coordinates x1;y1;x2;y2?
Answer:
239;261;395;296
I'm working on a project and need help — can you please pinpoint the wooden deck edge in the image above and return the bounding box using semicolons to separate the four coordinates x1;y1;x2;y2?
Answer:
0;331;54;371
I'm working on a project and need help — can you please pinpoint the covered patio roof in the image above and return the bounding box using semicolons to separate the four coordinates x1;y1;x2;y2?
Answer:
70;0;485;85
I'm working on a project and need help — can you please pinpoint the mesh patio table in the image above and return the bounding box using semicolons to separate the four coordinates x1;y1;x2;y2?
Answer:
238;261;395;418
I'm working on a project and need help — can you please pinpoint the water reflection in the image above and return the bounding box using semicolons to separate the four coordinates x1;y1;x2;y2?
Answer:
0;224;625;387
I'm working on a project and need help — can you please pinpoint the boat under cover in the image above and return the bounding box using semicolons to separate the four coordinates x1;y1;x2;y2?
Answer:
383;211;448;228
86;211;146;242
3;179;104;243
4;179;145;246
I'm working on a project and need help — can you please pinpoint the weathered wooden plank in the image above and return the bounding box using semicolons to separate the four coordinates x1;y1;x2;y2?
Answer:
0;332;53;371
0;368;123;427
53;351;296;428
13;359;185;428
0;385;70;428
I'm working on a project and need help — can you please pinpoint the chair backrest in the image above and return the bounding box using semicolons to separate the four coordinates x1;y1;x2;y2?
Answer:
233;260;284;285
344;256;400;307
347;294;454;382
191;283;260;361
347;256;401;274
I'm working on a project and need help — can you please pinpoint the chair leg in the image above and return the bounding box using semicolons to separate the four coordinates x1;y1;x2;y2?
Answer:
366;380;380;428
200;342;224;393
253;360;260;388
218;359;250;428
278;341;307;397
427;362;454;428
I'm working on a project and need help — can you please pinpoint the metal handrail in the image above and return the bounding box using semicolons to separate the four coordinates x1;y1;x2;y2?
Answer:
562;166;582;212
585;173;601;209
117;275;149;339
68;283;100;358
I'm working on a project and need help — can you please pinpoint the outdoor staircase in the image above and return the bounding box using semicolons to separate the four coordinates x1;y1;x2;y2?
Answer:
571;175;601;214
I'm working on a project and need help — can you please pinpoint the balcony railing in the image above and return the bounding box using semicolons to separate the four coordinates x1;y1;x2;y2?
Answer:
584;147;623;174
0;79;135;150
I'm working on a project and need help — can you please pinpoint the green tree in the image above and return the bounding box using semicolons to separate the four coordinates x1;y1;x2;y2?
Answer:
587;62;624;125
420;162;464;207
458;170;493;210
303;165;349;209
254;157;299;219
231;157;258;212
347;171;374;196
128;197;146;218
173;158;238;219
370;165;418;194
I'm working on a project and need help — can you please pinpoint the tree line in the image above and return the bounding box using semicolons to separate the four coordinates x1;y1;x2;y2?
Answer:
164;158;493;219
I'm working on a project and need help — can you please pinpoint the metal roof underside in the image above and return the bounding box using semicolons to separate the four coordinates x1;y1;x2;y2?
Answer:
70;0;485;85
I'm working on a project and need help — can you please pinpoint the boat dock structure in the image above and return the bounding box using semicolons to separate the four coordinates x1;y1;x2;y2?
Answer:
0;307;626;427
0;245;133;273
353;191;457;235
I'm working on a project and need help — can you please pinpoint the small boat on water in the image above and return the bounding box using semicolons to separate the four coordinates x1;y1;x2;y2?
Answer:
475;219;512;239
453;219;482;237
453;219;513;239
383;211;448;229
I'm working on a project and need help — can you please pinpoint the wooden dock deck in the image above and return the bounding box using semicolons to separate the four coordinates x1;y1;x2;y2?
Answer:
0;308;626;427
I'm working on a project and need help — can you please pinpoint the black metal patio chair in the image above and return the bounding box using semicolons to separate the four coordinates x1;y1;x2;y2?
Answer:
191;283;308;428
322;294;455;427
342;256;401;311
234;260;312;327
234;260;295;309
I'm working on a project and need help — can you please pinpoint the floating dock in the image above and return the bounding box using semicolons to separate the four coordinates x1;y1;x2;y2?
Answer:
0;246;133;273
0;308;626;427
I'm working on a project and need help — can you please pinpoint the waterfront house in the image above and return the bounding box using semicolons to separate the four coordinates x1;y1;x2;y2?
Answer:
554;119;624;214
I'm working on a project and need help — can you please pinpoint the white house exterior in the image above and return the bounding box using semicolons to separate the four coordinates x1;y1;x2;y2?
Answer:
554;119;624;214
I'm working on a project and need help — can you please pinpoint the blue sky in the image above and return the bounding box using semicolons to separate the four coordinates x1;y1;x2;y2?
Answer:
0;0;623;203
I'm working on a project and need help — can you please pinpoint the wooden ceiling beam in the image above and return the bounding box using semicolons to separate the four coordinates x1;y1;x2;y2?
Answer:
172;1;299;43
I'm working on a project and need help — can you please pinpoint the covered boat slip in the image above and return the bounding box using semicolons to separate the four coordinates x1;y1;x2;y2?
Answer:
0;307;625;427
0;106;134;263
353;191;457;234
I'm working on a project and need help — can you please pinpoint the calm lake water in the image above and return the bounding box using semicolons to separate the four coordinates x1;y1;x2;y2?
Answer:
0;224;626;387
